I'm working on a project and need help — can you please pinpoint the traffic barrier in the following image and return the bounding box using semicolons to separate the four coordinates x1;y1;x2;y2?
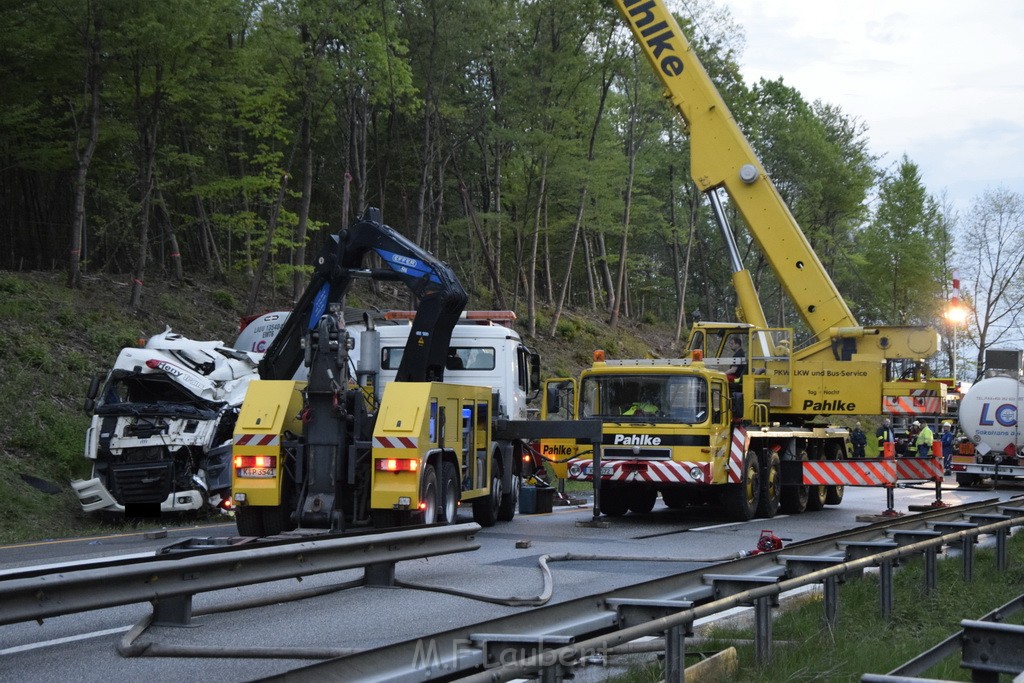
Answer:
799;442;947;516
882;392;942;416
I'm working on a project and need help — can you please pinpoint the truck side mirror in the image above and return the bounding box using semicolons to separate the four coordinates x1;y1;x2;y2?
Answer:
84;372;104;413
545;383;561;414
529;352;541;396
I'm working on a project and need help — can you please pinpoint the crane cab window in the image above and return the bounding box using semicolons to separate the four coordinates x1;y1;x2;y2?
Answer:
579;374;708;424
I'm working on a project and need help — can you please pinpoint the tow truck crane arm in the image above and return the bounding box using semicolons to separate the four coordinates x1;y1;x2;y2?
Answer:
258;207;468;382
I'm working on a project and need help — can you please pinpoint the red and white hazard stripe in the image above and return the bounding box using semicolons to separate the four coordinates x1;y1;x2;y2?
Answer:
233;433;281;447
896;456;944;481
565;458;709;484
883;395;943;415
729;426;748;483
373;435;418;449
803;459;897;486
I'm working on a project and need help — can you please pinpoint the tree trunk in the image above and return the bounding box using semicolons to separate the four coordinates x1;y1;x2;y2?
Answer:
527;156;549;338
246;170;292;316
68;6;102;289
153;176;183;280
293;106;313;303
583;231;597;311
129;60;162;310
548;66;609;334
129;145;156;309
610;103;639;329
457;178;507;310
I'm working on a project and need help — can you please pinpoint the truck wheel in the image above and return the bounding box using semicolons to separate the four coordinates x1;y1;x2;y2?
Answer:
235;504;293;537
661;488;689;509
628;488;658;514
440;460;460;524
497;469;519;523
472;456;501;527
956;473;982;487
723;450;760;522
825;484;845;505
756;452;781;519
599;485;630;517
825;443;845;505
806;483;827;511
780;451;809;514
420;464;440;524
235;506;264;537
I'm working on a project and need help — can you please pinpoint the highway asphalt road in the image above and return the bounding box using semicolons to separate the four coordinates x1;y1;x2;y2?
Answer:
1;477;1021;683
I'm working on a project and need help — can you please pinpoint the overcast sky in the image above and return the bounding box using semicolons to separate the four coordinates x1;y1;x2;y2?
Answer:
714;0;1024;216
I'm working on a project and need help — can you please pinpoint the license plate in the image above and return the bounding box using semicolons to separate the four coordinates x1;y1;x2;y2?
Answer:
239;467;276;478
584;465;615;476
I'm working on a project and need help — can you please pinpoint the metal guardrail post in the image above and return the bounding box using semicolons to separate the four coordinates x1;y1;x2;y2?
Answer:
664;624;686;681
996;528;1008;571
365;562;396;586
823;575;838;629
960;620;1024;681
923;546;937;594
152;594;193;627
963;538;974;582
754;596;773;666
969;512;1011;572
879;559;893;619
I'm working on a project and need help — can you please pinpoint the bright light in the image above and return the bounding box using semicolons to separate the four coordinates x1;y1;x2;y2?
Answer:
375;458;419;472
945;304;968;325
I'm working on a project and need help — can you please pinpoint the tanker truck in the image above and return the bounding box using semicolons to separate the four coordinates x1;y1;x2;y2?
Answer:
951;349;1024;486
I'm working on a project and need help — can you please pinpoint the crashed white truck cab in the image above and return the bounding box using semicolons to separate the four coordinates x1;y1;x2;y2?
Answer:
71;328;263;516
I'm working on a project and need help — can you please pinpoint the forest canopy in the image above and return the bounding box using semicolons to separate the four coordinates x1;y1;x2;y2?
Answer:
4;0;1014;378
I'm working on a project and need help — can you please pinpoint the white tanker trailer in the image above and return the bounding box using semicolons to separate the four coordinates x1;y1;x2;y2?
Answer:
951;350;1024;486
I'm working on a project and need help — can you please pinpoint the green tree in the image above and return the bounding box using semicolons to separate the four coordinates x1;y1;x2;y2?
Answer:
957;188;1024;379
859;156;947;326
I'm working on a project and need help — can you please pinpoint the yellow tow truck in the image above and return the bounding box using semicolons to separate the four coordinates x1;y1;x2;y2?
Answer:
232;209;513;535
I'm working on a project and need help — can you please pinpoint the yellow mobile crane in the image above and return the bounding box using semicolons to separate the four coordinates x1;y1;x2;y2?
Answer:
538;0;946;520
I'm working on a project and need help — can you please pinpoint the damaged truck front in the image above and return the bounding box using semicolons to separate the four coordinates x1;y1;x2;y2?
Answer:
71;328;264;517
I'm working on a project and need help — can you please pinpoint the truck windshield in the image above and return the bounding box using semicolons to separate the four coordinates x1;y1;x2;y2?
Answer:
579;374;708;423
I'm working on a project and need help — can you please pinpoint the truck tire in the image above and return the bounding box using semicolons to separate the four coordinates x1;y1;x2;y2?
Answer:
472;456;501;527
235;503;292;538
825;442;845;505
756;452;781;519
628;488;658;514
723;450;760;522
781;450;810;514
661;488;689;509
806;483;827;511
956;472;982;487
420;464;440;525
440;460;460;524
825;483;845;505
599;484;630;517
497;463;519;523
235;506;264;537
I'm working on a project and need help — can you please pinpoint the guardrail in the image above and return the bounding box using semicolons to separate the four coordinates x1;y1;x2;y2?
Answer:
862;593;1024;682
0;523;480;628
272;500;1024;682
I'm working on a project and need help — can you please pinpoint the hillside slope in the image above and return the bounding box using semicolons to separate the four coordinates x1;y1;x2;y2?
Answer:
0;270;677;543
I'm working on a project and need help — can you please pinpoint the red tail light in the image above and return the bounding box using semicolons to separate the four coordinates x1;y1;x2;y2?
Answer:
375;458;419;472
234;455;277;468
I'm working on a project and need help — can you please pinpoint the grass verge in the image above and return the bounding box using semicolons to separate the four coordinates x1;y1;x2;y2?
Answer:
613;529;1024;681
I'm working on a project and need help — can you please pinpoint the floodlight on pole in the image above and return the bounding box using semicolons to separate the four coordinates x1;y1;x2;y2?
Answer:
944;272;968;381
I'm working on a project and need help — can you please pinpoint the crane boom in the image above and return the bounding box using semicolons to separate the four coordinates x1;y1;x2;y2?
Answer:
615;0;854;337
